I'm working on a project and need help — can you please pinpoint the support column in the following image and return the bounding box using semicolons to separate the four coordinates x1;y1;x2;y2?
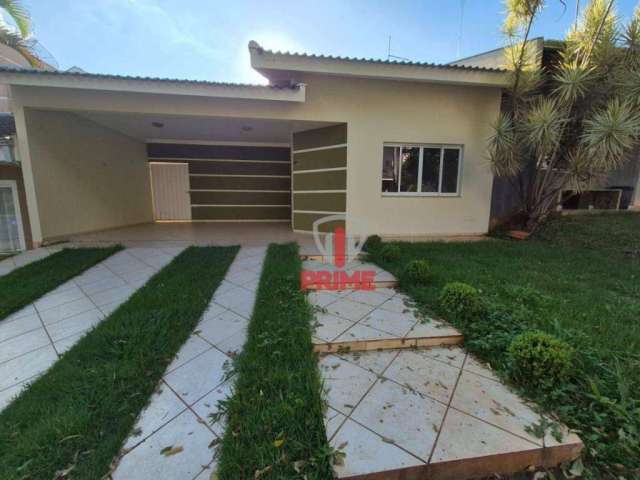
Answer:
12;102;43;247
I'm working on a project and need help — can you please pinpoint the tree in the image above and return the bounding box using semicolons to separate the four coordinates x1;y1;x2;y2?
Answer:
489;0;640;230
0;0;44;68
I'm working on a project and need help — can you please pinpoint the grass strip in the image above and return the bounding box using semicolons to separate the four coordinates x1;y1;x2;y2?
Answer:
217;243;333;479
0;246;238;479
0;246;122;320
368;214;640;478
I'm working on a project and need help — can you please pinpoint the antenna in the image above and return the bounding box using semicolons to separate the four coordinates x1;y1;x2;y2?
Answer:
386;36;411;62
457;0;466;58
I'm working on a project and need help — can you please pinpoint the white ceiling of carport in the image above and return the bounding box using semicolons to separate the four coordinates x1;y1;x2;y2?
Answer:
78;111;334;144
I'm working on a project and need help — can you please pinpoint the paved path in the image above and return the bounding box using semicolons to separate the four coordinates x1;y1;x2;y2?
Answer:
306;259;582;479
0;247;184;411
0;245;65;275
111;246;266;480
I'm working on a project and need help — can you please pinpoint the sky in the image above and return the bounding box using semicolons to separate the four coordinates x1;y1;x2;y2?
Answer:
16;0;640;84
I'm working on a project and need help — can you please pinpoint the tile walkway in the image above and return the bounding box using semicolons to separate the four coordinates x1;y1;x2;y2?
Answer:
0;244;65;275
110;246;266;480
0;247;184;411
309;261;583;479
305;259;463;353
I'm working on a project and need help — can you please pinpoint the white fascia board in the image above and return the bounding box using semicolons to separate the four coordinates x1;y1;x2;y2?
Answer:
250;50;510;88
0;71;307;102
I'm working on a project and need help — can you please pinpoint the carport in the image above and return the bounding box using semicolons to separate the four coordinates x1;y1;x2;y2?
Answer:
3;70;347;247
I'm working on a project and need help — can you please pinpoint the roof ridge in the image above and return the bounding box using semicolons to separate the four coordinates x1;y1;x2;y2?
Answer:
0;65;300;90
248;41;508;74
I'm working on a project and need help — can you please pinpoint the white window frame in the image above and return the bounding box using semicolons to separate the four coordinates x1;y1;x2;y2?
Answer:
381;143;463;197
0;179;26;252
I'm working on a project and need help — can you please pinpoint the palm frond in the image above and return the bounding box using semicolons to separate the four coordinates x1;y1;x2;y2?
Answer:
488;112;524;177
553;61;596;104
0;24;43;68
565;147;606;191
524;97;568;156
581;98;640;170
0;0;30;38
565;0;619;66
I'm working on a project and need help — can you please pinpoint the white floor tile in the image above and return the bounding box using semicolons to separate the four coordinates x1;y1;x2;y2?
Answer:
46;308;104;342
0;345;57;391
38;297;96;325
0;328;50;363
319;356;378;416
0;313;41;343
164;348;230;406
113;410;215;480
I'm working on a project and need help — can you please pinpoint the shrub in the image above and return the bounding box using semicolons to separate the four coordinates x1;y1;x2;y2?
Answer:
362;235;382;252
508;331;573;387
439;282;485;323
402;259;431;285
379;244;401;262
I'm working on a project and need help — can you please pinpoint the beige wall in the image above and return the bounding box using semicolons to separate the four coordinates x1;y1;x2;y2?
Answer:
12;75;501;238
22;109;152;241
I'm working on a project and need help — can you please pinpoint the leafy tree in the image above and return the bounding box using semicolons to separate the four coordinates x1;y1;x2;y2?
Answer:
0;0;43;68
489;0;640;230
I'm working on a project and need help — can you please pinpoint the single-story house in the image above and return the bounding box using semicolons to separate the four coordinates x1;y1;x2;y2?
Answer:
0;41;512;249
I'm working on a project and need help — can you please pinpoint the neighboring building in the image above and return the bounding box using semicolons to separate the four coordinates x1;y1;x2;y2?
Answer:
452;38;640;226
0;44;35;252
0;41;509;248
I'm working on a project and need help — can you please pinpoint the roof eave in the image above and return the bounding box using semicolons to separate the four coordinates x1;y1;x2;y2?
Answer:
250;48;510;88
0;71;307;102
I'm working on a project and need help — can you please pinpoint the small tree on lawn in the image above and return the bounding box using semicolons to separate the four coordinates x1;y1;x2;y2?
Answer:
489;0;640;230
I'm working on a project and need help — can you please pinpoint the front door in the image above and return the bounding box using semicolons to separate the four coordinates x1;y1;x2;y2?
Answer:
149;163;191;221
0;180;25;252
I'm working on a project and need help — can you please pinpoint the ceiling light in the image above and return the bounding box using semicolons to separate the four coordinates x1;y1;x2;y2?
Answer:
152;121;164;128
241;125;253;132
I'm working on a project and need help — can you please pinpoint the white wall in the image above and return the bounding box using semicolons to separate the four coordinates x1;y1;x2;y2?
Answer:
23;109;152;241
12;75;502;238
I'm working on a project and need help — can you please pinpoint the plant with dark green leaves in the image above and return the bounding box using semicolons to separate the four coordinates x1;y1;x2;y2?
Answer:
508;330;574;387
438;282;486;324
402;259;431;285
362;235;382;253
379;243;401;262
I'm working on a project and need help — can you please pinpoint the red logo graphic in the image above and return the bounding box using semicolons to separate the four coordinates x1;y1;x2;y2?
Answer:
301;217;376;291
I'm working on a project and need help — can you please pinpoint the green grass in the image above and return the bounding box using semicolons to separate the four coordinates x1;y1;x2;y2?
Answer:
217;243;333;480
368;213;640;479
0;247;122;320
0;246;238;480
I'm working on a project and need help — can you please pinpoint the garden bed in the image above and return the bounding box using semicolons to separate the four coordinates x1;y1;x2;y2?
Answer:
367;213;640;479
0;246;122;319
216;243;334;479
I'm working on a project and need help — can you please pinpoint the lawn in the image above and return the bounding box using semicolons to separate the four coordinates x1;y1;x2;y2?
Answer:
369;213;640;479
0;246;122;319
0;246;238;480
216;243;334;480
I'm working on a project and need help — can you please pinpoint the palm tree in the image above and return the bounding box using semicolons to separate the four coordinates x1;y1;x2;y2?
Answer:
0;0;43;68
488;0;640;230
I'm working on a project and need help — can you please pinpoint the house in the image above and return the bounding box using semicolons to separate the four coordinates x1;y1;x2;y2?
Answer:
452;38;640;226
0;41;510;249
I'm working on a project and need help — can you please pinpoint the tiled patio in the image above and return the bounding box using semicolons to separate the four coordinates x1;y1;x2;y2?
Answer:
68;222;321;254
0;246;183;411
111;246;266;480
307;259;583;479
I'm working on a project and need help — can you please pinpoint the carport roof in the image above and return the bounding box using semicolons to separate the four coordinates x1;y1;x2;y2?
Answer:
0;66;306;102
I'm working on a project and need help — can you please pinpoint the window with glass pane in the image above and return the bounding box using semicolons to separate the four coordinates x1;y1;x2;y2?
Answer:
442;149;460;193
381;146;400;192
381;144;461;195
399;147;419;192
421;148;441;193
